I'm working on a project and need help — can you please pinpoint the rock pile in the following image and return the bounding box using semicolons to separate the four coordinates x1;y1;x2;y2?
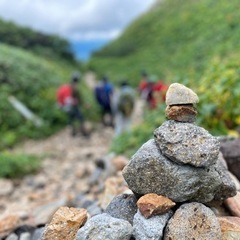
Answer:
75;83;239;239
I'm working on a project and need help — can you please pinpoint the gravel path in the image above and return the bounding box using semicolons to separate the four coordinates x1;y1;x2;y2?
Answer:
0;72;144;227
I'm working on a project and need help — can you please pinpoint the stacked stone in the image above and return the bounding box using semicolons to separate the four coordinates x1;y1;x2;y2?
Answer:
123;83;236;203
75;83;238;239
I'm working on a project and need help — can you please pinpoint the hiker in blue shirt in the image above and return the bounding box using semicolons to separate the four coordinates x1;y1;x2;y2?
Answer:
94;76;114;127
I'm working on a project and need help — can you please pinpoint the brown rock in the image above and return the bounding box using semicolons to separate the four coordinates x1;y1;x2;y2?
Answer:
164;202;222;240
100;174;129;209
165;105;197;122
0;215;21;238
137;193;175;219
42;207;87;240
111;155;129;171
0;179;14;197
219;216;240;240
224;191;240;217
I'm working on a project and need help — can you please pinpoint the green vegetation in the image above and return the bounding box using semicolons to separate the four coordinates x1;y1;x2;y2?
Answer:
197;56;240;135
90;0;240;84
105;0;240;155
0;43;99;150
111;105;166;157
0;152;41;178
0;18;75;61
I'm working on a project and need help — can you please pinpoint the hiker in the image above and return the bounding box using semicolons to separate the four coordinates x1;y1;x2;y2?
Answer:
144;75;168;110
114;81;135;136
94;76;114;127
57;72;89;137
138;71;149;100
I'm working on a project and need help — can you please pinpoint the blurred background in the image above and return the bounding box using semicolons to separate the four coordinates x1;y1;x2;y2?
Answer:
0;0;240;238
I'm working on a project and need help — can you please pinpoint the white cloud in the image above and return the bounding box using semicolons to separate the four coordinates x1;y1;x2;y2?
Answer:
0;0;155;41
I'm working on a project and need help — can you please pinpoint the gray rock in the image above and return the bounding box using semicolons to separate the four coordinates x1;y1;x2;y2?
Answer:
122;139;236;203
32;198;68;226
73;194;103;217
220;138;240;181
6;233;18;240
165;83;199;106
19;232;31;240
105;194;138;225
76;213;132;240
154;120;220;167
133;209;172;240
31;227;44;240
164;202;222;240
213;157;237;201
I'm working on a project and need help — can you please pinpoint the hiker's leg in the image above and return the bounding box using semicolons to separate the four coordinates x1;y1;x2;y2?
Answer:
68;109;76;136
74;106;89;137
114;113;123;136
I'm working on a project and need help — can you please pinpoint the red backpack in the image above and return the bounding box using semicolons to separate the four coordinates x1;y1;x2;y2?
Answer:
57;84;74;111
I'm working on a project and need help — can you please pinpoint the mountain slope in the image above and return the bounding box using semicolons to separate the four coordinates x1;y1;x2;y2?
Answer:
89;0;240;85
0;43;100;150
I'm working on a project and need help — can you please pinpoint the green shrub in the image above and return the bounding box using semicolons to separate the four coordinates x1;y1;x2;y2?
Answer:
0;152;41;178
196;56;240;135
0;43;100;150
89;0;240;85
111;104;166;157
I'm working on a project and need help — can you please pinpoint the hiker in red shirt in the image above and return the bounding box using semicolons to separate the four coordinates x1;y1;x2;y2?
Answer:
57;72;89;137
144;75;168;110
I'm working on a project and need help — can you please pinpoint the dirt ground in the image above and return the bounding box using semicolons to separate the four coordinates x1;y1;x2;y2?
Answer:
0;72;144;225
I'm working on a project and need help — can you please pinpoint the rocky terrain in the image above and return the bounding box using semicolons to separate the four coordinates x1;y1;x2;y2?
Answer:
1;82;240;240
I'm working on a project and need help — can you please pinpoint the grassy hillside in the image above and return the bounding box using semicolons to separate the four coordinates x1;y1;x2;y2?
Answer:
0;18;75;62
89;0;240;85
0;43;99;150
89;0;240;155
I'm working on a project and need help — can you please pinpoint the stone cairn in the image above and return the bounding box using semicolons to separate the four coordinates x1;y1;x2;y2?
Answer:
46;83;238;239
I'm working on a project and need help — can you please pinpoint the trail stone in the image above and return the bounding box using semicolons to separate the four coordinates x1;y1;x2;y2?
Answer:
123;139;236;203
0;215;21;239
218;216;240;240
6;233;18;240
100;175;128;209
164;202;222;240
31;227;44;240
229;172;240;191
133;209;172;240
224;191;240;217
165;105;197;122
205;200;231;217
220;138;240;181
19;232;31;240
0;179;13;196
76;213;132;240
105;193;137;224
165;82;199;106
32;198;68;226
154;120;220;167
42;207;87;240
111;155;129;171
137;193;175;219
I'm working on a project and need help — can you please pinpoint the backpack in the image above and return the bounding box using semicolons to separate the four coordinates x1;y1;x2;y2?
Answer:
117;89;135;116
95;83;113;109
57;84;74;112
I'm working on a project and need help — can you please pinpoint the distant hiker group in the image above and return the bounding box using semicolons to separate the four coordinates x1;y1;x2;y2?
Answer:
57;71;168;137
138;71;168;110
94;76;135;136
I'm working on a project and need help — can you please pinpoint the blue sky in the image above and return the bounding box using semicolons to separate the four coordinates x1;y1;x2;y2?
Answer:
0;0;155;60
